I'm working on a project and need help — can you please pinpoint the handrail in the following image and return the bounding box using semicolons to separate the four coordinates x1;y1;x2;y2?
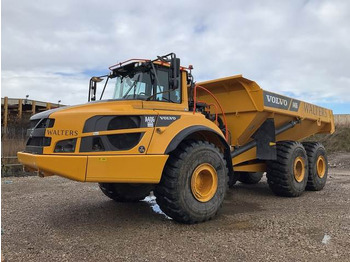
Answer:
193;85;229;141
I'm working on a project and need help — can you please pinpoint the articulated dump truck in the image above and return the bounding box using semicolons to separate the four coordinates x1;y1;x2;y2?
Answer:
18;53;334;223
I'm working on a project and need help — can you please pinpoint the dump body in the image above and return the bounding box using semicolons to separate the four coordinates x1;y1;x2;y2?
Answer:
198;75;334;168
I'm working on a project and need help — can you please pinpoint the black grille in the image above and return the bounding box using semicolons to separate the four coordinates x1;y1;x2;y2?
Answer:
83;115;141;133
27;137;51;147
107;116;140;130
107;133;141;150
80;133;143;152
30;118;55;129
25;118;54;154
37;118;55;128
30;119;41;129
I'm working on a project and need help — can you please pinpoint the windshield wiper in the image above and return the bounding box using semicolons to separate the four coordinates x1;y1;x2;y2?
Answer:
146;63;175;102
122;76;140;99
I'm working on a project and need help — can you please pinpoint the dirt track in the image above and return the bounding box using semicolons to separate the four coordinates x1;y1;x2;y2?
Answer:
2;153;350;262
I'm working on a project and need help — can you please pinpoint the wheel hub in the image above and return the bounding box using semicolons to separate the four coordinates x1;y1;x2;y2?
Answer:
294;156;305;183
316;155;326;178
191;163;218;202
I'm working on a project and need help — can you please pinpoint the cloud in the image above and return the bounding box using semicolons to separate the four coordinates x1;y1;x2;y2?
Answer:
2;70;88;104
2;0;350;111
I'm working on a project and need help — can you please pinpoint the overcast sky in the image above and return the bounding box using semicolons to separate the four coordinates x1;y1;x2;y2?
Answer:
2;0;350;113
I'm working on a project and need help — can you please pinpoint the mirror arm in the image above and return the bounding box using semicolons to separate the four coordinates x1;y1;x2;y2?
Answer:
88;75;109;102
99;76;110;100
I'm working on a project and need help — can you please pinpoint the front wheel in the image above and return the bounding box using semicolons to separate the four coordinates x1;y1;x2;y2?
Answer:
155;140;228;224
99;183;154;202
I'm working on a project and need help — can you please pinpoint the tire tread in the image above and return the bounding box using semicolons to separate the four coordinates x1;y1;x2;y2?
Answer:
266;141;308;197
154;140;227;224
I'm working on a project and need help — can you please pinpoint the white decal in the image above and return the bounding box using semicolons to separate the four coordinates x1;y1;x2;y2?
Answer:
292;102;299;109
266;95;288;106
159;116;177;121
145;116;156;127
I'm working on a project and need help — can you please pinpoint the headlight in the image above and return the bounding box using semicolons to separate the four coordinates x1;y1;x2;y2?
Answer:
54;139;77;153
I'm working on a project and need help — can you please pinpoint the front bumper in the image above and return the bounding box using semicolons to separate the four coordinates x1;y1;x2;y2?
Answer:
17;152;168;183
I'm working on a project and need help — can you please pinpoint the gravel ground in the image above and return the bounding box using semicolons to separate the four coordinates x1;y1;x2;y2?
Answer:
2;153;350;262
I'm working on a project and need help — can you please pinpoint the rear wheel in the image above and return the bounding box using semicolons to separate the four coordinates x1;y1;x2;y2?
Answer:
267;141;308;197
154;140;228;224
237;172;263;184
302;142;328;191
99;183;153;202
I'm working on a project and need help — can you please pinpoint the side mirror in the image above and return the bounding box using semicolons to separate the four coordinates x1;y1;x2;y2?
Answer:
170;56;180;89
88;77;103;102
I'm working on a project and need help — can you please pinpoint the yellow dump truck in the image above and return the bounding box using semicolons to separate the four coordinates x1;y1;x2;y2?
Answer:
18;53;334;223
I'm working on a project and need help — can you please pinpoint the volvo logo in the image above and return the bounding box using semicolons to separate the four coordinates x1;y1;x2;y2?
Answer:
159;116;177;121
265;95;288;107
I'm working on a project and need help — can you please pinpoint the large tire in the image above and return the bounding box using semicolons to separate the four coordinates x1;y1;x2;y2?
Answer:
302;142;328;191
98;183;153;202
237;172;263;184
267;141;308;197
154;140;228;224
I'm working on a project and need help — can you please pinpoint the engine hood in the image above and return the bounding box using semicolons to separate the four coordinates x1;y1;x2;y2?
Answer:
30;100;144;120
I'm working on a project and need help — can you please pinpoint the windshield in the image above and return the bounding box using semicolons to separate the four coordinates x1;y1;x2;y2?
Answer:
100;67;181;103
